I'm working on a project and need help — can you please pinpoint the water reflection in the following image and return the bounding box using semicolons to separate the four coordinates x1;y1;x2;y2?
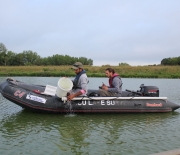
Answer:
1;111;180;154
0;96;22;122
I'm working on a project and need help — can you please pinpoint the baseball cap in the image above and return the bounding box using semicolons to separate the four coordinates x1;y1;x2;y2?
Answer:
71;62;83;69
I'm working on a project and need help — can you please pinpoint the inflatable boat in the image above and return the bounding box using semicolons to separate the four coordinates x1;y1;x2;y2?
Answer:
0;78;179;113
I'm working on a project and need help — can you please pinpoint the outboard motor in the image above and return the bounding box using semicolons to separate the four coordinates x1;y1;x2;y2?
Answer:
139;84;159;97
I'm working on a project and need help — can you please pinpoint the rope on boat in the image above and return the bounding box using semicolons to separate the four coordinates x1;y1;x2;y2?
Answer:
7;77;16;82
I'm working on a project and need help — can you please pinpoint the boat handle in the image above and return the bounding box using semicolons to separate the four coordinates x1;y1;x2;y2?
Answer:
134;103;142;106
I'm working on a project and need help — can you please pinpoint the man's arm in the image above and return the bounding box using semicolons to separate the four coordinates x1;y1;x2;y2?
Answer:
108;77;121;93
67;91;83;101
68;75;88;100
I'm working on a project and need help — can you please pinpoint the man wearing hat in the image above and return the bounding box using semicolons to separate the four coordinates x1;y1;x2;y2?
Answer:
67;62;88;101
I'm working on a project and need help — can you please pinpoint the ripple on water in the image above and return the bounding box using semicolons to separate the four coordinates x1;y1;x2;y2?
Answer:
65;113;77;117
0;95;22;118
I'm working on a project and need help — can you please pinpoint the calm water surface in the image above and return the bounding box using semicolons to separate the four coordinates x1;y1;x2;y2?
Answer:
0;77;180;155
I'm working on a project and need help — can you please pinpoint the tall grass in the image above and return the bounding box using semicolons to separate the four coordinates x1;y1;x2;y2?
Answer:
0;65;180;78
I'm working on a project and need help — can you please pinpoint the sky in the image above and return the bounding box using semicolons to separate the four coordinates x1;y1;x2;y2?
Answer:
0;0;180;66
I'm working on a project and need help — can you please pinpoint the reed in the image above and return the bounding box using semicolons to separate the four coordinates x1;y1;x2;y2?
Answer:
0;65;180;78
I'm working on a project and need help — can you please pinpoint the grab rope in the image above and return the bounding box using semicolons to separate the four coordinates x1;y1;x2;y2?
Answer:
7;77;15;82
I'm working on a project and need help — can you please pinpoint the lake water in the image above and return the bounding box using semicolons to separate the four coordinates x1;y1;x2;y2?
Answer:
0;77;180;155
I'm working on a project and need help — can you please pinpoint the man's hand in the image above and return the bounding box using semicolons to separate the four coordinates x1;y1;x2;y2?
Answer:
102;83;108;90
67;91;83;101
67;94;75;101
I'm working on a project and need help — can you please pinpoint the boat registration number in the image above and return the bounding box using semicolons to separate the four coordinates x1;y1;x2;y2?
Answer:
77;100;115;106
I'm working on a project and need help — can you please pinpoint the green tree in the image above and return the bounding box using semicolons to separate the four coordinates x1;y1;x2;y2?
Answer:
14;53;25;66
161;57;180;65
0;43;8;66
0;43;93;66
177;56;180;65
161;58;169;65
6;51;17;66
119;62;130;66
22;50;41;65
87;58;93;65
78;57;93;65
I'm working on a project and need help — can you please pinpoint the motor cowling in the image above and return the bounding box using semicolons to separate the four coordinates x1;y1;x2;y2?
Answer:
140;84;159;97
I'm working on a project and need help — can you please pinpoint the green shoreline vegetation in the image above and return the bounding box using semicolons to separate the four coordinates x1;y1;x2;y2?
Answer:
0;65;180;78
1;42;180;78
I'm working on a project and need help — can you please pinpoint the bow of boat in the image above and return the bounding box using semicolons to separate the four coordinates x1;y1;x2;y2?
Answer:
167;100;180;111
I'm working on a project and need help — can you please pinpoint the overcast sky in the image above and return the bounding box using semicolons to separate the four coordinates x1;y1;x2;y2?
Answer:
0;0;180;66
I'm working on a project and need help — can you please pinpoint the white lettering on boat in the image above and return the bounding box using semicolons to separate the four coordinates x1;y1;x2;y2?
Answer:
78;100;93;105
146;103;162;107
14;90;25;98
26;94;46;104
101;100;105;105
148;90;158;93
106;100;115;105
101;100;115;105
77;100;116;106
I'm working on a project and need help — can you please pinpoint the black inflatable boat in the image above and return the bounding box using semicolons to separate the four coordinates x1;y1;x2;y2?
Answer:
0;78;179;113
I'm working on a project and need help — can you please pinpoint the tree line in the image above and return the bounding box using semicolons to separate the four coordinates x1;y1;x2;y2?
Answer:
161;57;180;65
1;42;180;66
0;43;93;66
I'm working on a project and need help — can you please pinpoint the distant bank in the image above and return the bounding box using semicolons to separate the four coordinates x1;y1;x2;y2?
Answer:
0;65;180;78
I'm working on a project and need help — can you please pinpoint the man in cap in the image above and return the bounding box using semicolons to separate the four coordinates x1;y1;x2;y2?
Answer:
67;62;88;101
